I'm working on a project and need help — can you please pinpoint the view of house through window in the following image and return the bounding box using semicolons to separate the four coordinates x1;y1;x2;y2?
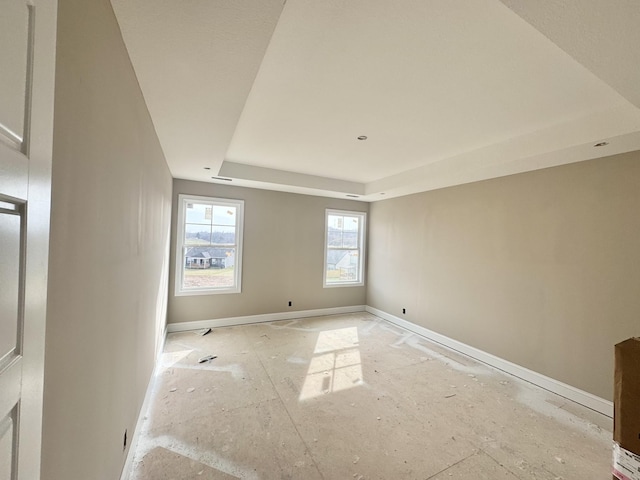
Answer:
176;195;244;295
324;209;366;287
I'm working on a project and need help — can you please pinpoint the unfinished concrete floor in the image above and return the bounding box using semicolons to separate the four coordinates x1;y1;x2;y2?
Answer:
128;312;612;479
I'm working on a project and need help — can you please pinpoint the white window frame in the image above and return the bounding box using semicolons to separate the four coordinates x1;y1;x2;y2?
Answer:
175;194;244;296
323;209;366;288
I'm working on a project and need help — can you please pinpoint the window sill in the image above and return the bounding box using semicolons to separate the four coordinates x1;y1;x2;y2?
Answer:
175;287;241;296
323;282;365;289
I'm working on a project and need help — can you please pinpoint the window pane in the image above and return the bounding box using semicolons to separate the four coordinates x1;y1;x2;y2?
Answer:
327;215;344;231
328;215;360;248
183;247;236;289
185;224;211;245
212;206;236;226
326;249;359;283
342;216;359;247
343;216;358;231
185;202;213;224
342;231;358;248
327;230;342;247
327;215;343;247
212;225;235;245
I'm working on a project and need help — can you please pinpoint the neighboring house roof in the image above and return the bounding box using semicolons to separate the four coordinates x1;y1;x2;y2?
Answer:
188;251;211;259
326;250;348;265
186;246;233;259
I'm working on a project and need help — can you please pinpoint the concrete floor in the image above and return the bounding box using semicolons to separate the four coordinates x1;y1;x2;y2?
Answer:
129;312;612;479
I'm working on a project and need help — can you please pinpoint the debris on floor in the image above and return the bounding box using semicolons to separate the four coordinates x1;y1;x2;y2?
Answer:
198;354;217;363
196;328;212;336
129;312;613;480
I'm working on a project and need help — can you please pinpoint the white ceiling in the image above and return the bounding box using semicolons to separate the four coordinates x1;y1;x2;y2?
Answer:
111;0;640;201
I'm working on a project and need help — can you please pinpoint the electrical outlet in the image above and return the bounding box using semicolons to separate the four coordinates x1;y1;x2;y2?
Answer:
288;301;292;307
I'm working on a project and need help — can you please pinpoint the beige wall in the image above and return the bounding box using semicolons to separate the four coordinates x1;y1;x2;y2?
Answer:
169;180;368;324
42;0;173;479
367;151;640;401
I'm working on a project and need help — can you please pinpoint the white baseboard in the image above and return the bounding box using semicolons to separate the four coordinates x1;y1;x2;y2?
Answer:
166;305;367;333
119;326;168;480
366;306;613;418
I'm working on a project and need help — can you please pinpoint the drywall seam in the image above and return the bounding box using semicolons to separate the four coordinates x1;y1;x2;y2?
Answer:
166;305;366;332
365;306;613;418
119;325;168;480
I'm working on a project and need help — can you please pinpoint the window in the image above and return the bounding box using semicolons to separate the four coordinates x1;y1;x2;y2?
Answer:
324;209;366;287
175;194;244;295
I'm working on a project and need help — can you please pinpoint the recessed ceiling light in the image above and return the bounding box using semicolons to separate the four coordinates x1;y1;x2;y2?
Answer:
594;141;609;147
357;136;367;141
204;167;211;170
211;176;232;181
346;194;359;198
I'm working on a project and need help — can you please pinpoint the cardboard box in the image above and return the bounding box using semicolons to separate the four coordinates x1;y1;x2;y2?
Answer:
613;338;640;480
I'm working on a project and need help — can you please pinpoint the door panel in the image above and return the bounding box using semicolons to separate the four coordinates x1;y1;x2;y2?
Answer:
0;203;24;367
0;0;56;478
0;0;30;149
0;0;31;201
0;409;18;480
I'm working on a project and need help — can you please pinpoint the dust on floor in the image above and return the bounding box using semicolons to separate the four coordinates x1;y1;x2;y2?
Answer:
127;313;612;480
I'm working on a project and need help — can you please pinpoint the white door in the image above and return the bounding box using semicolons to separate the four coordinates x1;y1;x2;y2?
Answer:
0;0;56;478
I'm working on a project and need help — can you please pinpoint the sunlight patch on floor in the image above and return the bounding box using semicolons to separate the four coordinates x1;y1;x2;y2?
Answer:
299;327;363;401
161;349;192;368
